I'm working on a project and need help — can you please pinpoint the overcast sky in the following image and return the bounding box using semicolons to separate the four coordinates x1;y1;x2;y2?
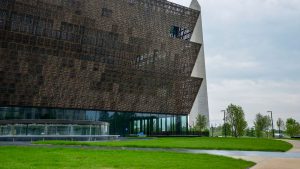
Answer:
169;0;300;127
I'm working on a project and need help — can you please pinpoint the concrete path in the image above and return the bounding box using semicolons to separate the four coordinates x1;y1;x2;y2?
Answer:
286;140;300;153
231;139;300;169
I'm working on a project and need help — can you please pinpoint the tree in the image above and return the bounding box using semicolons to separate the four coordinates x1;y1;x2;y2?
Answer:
276;118;284;134
245;127;255;137
222;123;232;137
226;104;248;137
286;118;300;137
195;114;208;132
254;113;271;138
250;127;255;137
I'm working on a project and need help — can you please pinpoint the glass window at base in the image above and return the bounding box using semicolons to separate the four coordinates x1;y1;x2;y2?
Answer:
0;106;188;136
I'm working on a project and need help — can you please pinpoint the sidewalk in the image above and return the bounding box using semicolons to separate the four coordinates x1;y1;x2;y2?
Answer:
286;140;300;153
232;139;300;169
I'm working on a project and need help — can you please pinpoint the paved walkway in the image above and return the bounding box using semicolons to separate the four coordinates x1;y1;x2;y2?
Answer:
286;140;300;153
231;139;300;169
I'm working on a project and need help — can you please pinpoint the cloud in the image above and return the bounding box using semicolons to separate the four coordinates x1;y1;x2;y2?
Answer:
206;54;260;71
169;0;300;126
200;0;300;126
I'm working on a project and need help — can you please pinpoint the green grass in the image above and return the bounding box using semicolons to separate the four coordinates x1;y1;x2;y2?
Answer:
35;137;292;152
0;146;254;169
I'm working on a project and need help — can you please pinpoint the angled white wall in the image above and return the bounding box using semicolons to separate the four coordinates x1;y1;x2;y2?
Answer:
189;0;209;127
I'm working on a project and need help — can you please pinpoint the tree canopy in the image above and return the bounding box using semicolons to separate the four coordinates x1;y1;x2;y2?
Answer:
254;113;271;138
226;104;247;137
286;118;300;137
195;114;208;132
276;118;284;134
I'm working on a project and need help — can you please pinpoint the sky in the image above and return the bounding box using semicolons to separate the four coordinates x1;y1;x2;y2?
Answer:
169;0;300;127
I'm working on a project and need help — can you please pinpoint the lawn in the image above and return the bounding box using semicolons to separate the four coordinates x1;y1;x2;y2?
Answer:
35;137;292;152
0;146;255;169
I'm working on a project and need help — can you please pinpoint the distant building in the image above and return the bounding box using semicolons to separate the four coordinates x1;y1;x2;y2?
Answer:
0;0;209;136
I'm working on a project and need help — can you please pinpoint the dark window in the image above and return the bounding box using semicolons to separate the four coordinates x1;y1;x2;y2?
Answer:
0;10;7;29
128;0;136;5
0;19;5;29
11;13;20;31
0;0;9;8
0;10;6;18
101;8;113;17
170;26;192;40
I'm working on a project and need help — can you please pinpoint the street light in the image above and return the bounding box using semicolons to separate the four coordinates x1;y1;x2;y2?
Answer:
211;124;214;137
267;111;275;138
221;110;226;137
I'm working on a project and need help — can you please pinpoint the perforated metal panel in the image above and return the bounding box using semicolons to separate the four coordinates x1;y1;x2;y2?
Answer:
0;0;202;115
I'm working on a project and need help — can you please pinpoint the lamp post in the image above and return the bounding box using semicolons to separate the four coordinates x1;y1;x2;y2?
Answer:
221;110;226;137
267;111;275;138
211;124;214;137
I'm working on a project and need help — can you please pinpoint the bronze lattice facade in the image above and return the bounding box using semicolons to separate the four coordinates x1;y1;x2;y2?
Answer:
0;0;203;136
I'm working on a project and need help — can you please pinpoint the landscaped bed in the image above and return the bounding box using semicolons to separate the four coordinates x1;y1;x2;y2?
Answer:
35;137;292;152
0;146;255;169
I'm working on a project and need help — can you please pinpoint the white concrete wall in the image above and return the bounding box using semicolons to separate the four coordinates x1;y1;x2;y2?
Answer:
189;0;209;128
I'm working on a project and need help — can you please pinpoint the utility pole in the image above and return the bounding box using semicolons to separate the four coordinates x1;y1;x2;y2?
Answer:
267;111;275;138
221;110;226;137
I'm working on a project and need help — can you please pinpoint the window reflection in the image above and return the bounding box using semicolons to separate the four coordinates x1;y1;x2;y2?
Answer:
0;106;189;136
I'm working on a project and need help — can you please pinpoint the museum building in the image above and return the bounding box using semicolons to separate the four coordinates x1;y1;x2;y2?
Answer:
0;0;209;137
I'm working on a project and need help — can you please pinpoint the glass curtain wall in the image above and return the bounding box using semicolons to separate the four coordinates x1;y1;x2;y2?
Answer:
0;124;109;136
0;107;188;136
